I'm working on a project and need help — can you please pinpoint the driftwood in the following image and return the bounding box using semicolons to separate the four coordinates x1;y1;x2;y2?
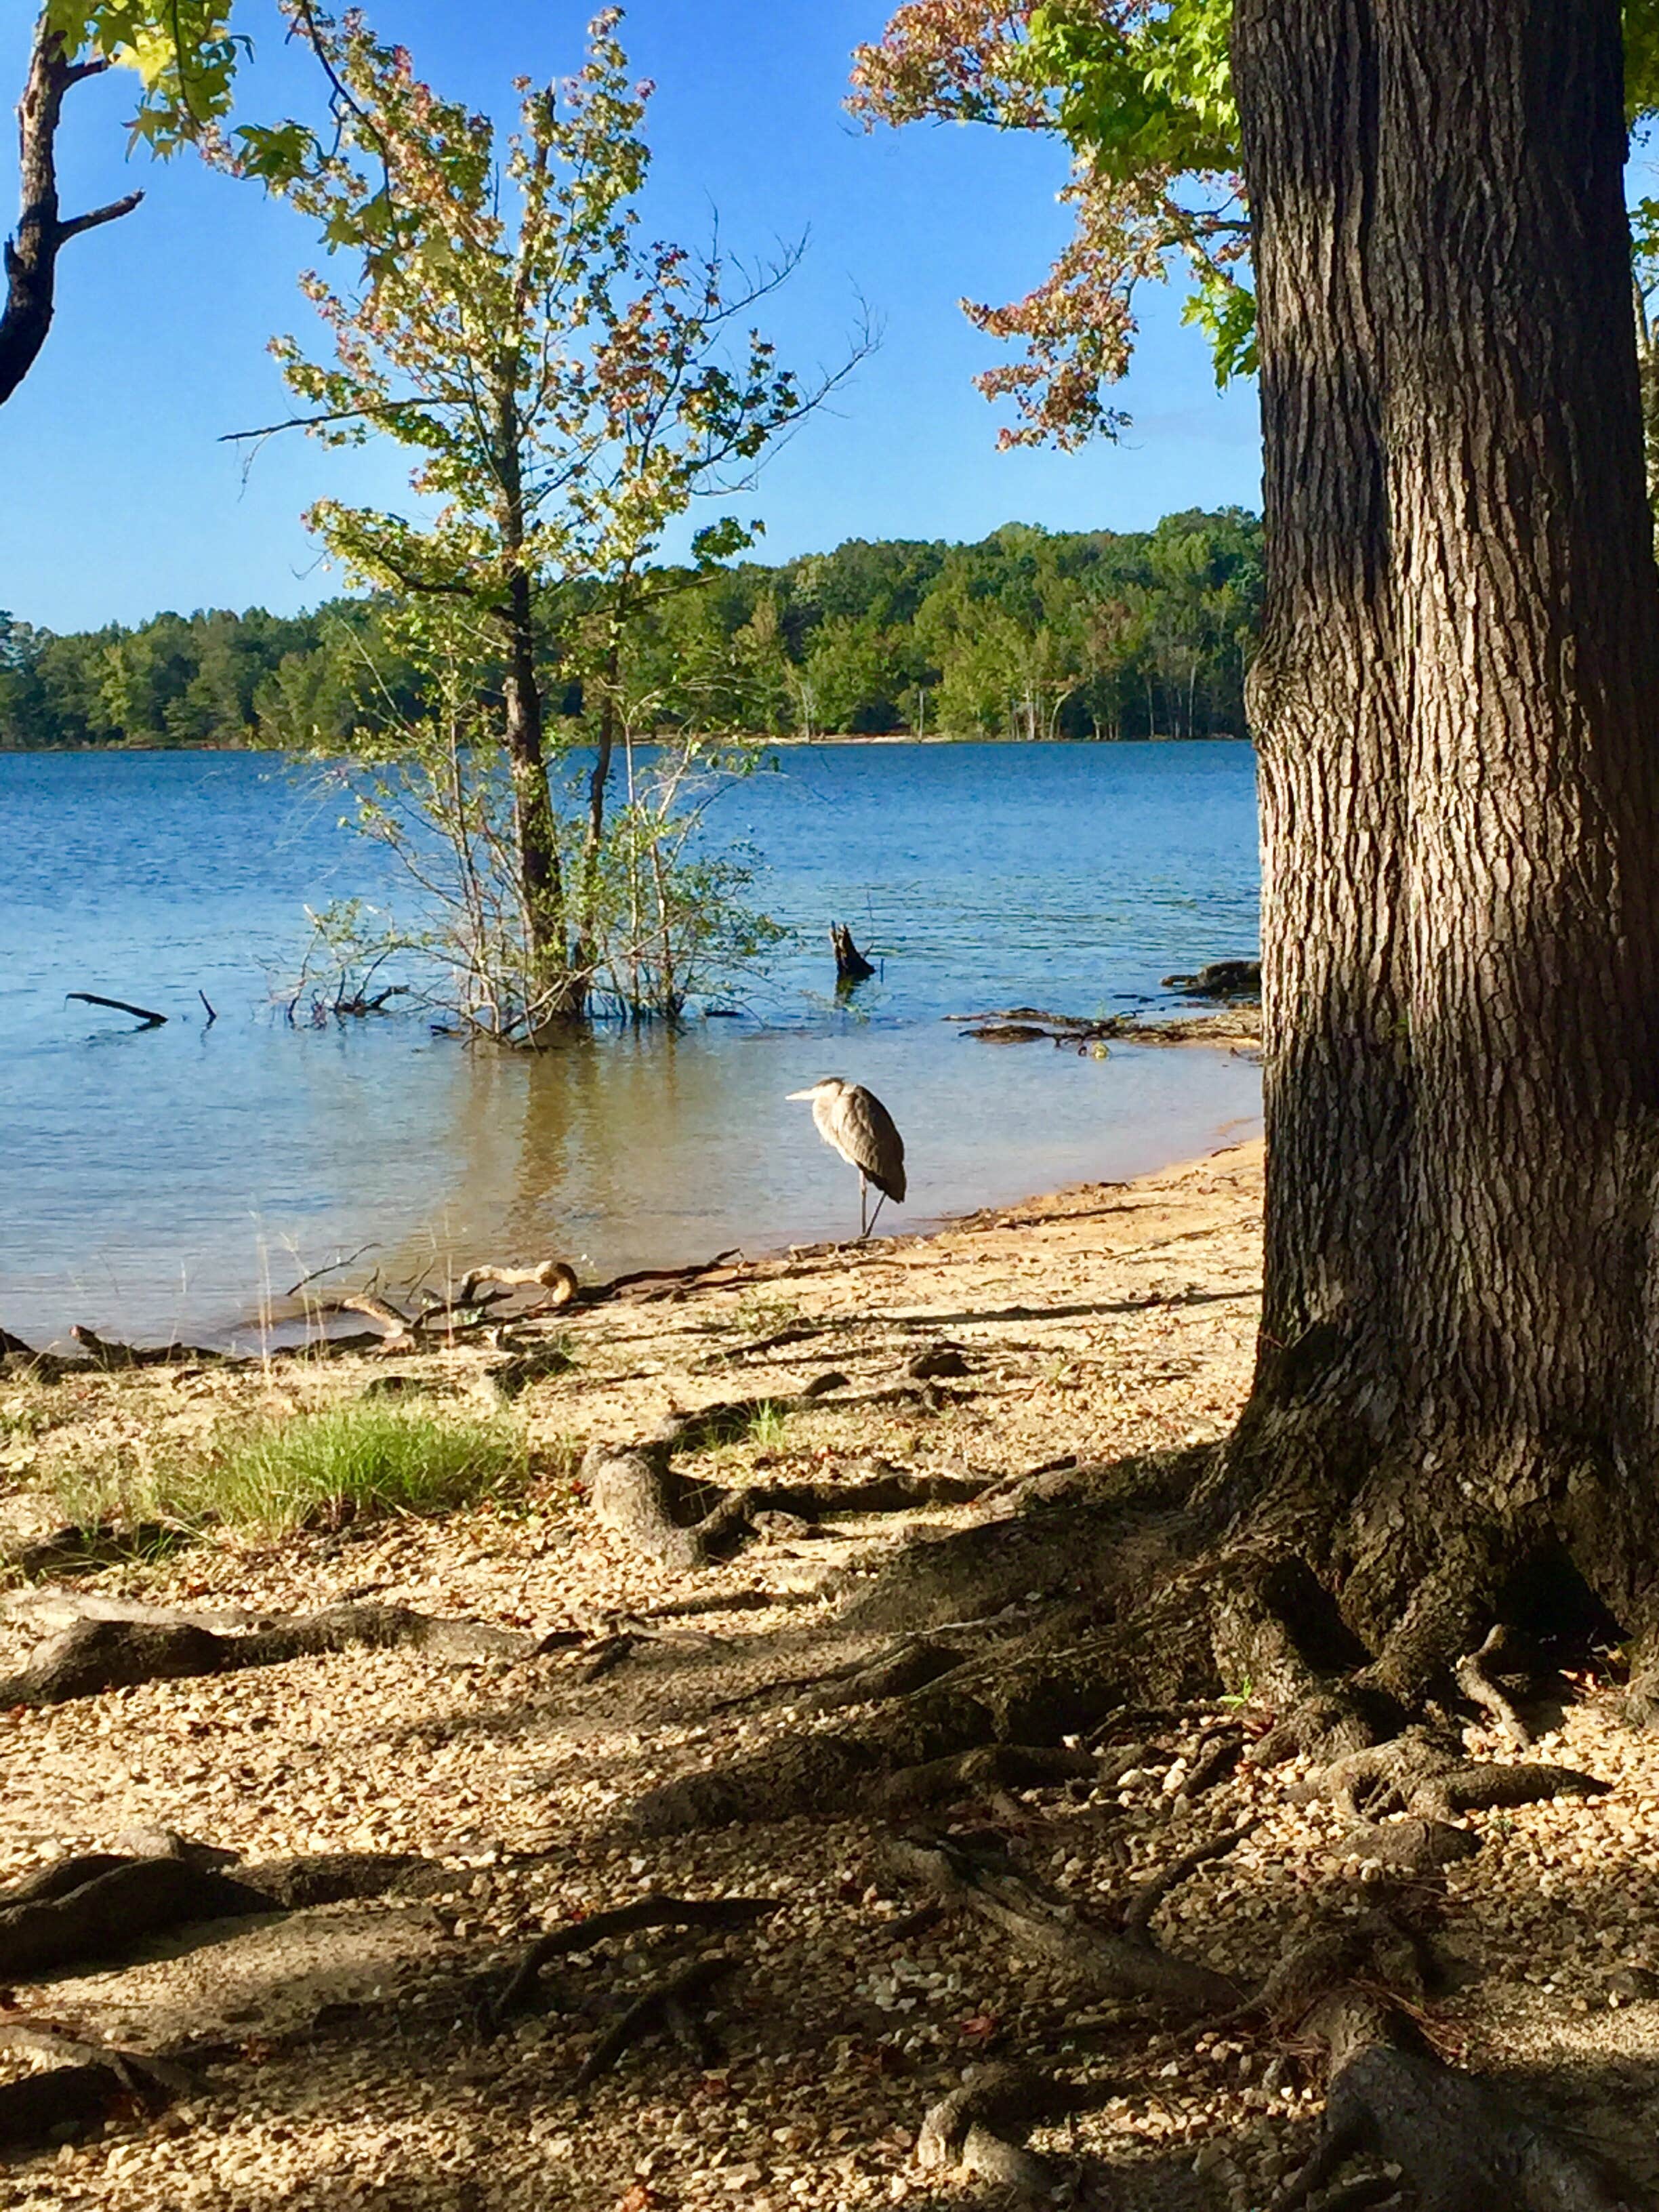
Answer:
65;990;166;1026
0;1595;541;1709
69;1325;226;1369
585;1391;992;1569
884;1830;1241;2011
453;1260;577;1308
1269;1993;1639;2211
831;922;876;983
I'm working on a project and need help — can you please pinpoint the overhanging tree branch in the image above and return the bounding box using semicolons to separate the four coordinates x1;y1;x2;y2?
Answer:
2;19;144;408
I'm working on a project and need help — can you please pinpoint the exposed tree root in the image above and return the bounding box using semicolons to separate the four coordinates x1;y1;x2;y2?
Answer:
874;1744;1097;1816
1326;1819;1481;1872
1268;1993;1641;2211
0;1841;434;1980
0;2062;158;2154
573;1952;736;2091
584;1394;991;1570
916;2063;1076;2200
0;1597;541;1709
1454;1626;1533;1748
0;1855;276;1978
482;1895;773;2036
0;2024;197;2100
1303;1728;1609;1822
883;1829;1242;2011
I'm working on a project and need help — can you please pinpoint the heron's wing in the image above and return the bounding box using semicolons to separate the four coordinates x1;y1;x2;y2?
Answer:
839;1086;906;1202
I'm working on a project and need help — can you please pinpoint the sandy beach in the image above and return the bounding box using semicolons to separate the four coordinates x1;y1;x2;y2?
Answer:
1;1130;1654;2210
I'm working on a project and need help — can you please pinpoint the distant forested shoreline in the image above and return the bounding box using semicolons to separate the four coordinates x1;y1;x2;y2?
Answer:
0;508;1260;752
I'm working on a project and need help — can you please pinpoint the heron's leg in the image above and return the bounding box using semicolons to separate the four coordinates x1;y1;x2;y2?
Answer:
858;1172;868;1240
865;1190;888;1238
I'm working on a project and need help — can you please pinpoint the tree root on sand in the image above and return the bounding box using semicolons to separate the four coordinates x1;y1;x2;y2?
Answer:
916;2063;1078;2200
481;1895;774;2037
573;1952;736;2091
0;1595;542;1709
1268;1993;1641;2211
0;1840;438;1979
883;1828;1244;2011
584;1391;991;1570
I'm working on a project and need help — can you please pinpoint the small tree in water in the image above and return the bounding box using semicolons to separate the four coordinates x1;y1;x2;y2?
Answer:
246;3;851;1035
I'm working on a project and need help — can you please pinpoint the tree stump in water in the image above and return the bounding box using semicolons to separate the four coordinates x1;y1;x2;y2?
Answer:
830;922;876;984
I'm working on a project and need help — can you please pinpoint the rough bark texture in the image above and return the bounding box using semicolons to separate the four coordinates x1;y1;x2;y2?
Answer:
3;22;142;407
1223;0;1659;1703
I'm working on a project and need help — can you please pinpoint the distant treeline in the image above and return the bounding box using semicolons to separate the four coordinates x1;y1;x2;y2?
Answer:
0;508;1261;751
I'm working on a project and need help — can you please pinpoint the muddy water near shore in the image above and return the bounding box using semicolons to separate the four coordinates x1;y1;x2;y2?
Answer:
1;742;1260;1347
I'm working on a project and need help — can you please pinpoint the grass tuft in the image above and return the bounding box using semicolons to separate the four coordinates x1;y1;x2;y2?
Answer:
49;1400;529;1540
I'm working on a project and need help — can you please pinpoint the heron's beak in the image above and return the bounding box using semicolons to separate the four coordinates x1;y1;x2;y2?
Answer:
785;1088;815;1101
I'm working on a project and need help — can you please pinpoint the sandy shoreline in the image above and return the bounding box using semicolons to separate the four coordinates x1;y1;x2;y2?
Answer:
4;1131;1659;2209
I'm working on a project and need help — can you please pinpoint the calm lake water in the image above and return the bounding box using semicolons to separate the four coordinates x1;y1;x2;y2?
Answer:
0;743;1262;1348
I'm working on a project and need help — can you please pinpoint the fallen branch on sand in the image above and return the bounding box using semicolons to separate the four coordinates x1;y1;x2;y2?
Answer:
0;1593;542;1709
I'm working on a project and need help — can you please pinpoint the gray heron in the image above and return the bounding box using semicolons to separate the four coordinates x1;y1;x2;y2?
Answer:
787;1077;907;1239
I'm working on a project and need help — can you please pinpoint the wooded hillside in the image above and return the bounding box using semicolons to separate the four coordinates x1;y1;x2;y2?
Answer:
0;508;1261;750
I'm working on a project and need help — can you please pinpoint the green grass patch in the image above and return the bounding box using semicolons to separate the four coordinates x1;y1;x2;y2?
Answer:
49;1400;529;1540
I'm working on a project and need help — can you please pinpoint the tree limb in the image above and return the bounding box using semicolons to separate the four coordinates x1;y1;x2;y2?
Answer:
3;24;143;408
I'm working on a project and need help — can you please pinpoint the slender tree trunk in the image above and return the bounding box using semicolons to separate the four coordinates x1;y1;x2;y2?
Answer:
491;376;570;1025
1226;0;1659;1691
576;580;632;1002
2;22;141;408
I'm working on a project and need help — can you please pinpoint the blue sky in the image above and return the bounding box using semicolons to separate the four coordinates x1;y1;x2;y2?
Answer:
0;1;1263;634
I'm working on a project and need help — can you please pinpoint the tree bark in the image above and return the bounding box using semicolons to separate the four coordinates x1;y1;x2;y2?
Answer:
2;20;142;408
1227;0;1659;1689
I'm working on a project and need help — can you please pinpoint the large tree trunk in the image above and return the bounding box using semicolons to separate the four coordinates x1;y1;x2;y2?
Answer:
1227;0;1659;1697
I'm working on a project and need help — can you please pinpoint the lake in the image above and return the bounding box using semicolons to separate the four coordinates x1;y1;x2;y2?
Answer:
0;742;1262;1349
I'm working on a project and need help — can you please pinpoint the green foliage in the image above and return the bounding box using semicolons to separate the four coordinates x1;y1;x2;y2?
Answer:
43;0;241;156
48;1400;529;1538
1030;0;1236;180
859;1;1659;438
